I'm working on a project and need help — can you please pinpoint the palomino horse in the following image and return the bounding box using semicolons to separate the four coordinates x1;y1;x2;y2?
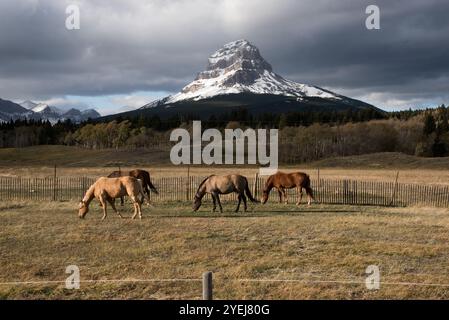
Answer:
78;176;150;220
261;172;314;205
193;174;259;213
108;169;158;205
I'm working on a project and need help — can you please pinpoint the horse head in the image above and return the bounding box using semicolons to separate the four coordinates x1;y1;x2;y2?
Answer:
261;189;270;204
78;200;89;218
192;194;202;211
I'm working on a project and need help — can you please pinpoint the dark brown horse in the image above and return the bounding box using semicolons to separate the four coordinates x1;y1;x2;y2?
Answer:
108;169;158;205
261;171;314;205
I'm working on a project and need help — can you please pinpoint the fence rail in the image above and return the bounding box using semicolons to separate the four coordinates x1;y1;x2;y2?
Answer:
0;176;449;207
1;175;449;208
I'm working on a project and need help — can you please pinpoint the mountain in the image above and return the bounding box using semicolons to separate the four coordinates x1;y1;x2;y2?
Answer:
29;103;63;123
0;99;101;123
101;39;381;121
81;109;102;120
149;39;342;105
0;99;33;122
59;108;101;123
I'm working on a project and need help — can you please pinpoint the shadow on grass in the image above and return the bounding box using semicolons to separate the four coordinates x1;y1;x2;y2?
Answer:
0;204;27;212
141;208;362;219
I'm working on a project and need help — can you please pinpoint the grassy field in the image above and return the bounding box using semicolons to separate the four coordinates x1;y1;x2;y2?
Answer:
1;200;449;299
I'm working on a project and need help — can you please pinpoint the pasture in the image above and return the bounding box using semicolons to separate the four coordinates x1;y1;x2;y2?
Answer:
2;148;449;300
1;200;449;299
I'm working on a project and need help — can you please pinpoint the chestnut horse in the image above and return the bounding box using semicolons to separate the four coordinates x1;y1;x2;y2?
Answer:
261;172;314;205
108;169;158;205
193;174;259;213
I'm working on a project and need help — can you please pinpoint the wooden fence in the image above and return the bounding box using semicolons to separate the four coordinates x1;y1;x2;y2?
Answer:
1;175;448;208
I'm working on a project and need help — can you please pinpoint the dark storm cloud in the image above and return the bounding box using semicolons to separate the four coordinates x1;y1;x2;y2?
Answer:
0;0;448;110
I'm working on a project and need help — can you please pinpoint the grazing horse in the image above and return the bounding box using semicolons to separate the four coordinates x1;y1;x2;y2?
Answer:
261;171;314;205
108;169;158;205
193;174;259;213
78;176;149;220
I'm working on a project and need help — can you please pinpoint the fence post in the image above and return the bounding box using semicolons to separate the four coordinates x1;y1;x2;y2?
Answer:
253;172;259;197
342;180;348;204
389;171;399;206
53;165;57;201
186;166;190;201
202;271;213;300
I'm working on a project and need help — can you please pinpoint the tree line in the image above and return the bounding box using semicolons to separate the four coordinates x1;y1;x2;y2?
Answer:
1;106;448;162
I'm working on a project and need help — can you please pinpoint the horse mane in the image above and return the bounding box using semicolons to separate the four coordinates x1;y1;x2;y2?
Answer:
107;171;122;178
82;183;96;204
196;175;214;194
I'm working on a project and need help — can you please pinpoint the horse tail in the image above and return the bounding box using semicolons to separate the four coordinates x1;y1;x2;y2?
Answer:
143;171;158;194
303;174;314;200
148;180;158;194
137;179;150;205
244;177;260;203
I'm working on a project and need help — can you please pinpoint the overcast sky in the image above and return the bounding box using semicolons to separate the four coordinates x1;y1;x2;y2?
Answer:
0;0;448;115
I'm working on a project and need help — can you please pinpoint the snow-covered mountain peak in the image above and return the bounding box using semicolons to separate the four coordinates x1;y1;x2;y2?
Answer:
206;39;272;73
20;100;38;110
31;103;62;115
144;40;341;107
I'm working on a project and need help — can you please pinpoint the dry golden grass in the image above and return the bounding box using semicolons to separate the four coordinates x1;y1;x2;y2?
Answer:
1;200;449;299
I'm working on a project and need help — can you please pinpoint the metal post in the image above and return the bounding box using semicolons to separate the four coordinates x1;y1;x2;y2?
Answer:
202;271;213;300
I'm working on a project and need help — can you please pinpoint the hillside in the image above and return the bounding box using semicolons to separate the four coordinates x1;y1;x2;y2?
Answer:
1;146;449;170
0;145;170;167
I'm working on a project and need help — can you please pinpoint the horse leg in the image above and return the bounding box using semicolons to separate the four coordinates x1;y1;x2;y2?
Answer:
130;196;139;219
235;194;242;213
242;194;248;212
282;188;288;204
277;188;283;203
137;201;142;219
215;194;223;213
131;202;138;219
145;186;151;200
120;196;124;206
108;198;123;219
131;203;137;219
296;187;303;206
100;196;107;220
211;194;217;212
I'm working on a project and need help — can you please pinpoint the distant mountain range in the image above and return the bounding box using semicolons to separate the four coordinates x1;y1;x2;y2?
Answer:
0;99;100;123
101;39;381;121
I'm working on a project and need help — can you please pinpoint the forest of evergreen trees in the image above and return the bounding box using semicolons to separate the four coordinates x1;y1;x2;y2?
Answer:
1;106;448;161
